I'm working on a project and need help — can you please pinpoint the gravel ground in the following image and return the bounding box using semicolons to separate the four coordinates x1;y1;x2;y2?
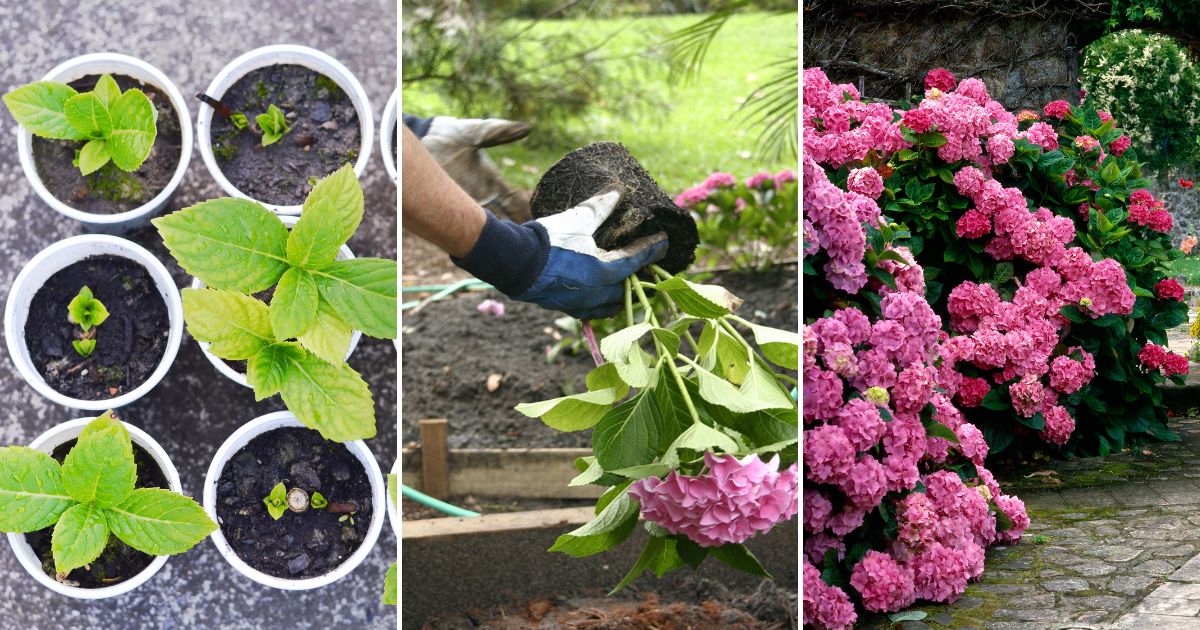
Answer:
0;2;397;628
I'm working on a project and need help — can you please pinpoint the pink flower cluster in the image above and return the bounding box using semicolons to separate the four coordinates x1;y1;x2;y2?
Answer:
897;76;1020;166
805;561;856;629
1156;278;1184;302
674;168;797;208
629;453;798;548
803;156;881;293
1128;189;1174;233
1139;343;1190;377
803;68;909;167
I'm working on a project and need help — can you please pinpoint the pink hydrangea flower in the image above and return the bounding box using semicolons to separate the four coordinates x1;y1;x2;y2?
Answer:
774;169;796;188
1139;343;1168;370
1165;353;1190;377
703;172;736;189
1041;404;1075;446
804;561;857;629
630;453;798;548
1043;100;1072;119
994;494;1030;544
744;171;772;188
851;550;917;612
910;541;973;603
1048;351;1094;394
476;299;506;317
1073;135;1100;152
1023;122;1059;151
1009;375;1044;418
1156;278;1184;301
956;377;990;407
924;68;957;92
674;185;709;208
1109;134;1131;156
847;167;885;198
901;107;934;133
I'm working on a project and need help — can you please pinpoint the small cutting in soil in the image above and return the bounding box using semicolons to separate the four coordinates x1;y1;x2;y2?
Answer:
31;74;183;214
25;255;169;400
209;64;361;206
529;142;698;274
215;426;373;580
25;438;168;588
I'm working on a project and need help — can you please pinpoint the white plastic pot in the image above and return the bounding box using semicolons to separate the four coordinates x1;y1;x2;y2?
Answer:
381;88;398;184
387;459;400;538
15;53;193;234
189;215;361;388
4;235;184;410
203;411;385;590
196;44;374;215
6;417;183;599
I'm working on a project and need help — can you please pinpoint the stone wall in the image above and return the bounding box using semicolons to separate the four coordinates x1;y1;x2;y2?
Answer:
803;0;1104;110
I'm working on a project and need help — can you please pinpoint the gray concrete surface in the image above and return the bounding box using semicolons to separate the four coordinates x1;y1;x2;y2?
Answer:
0;1;397;627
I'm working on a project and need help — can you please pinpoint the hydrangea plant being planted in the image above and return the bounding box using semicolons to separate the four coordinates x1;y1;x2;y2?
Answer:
153;163;397;442
516;144;799;590
0;411;214;595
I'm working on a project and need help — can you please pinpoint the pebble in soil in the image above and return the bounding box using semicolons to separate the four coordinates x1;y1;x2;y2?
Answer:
208;65;361;206
25;438;168;588
529;141;698;274
215;426;372;579
31;73;183;214
25;255;169;400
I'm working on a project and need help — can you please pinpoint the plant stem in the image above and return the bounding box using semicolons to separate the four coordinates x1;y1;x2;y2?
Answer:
623;278;635;328
581;319;604;367
648;264;674;282
631;278;660;327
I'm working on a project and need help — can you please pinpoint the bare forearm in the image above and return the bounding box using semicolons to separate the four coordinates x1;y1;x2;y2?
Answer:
400;125;486;258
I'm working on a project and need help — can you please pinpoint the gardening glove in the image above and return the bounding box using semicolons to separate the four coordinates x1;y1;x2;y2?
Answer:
453;190;668;319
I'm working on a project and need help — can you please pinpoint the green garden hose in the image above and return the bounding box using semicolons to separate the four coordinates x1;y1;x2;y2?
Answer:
401;483;481;517
401;279;493;311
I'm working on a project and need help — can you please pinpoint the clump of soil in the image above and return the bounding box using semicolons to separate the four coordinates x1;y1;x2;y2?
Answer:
208;64;361;206
424;578;796;629
529;142;698;274
31;74;183;214
25;438;168;588
25;255;170;400
215;426;372;579
401;266;797;448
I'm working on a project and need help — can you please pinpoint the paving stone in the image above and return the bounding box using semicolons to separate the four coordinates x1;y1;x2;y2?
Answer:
995;608;1058;621
985;622;1050;630
1134;597;1200;616
1097;546;1143;562
1043;578;1090;593
1133;559;1178;575
1170;553;1200;581
1040;569;1064;578
1109;575;1156;594
1073;609;1110;624
1148;582;1200;600
1072;561;1117;577
1158;544;1197;558
1077;595;1127;609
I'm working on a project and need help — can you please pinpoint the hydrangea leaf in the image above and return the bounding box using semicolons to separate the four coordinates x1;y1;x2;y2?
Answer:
737;361;795;409
311;258;398;339
92;74;122;108
153;198;290;293
746;323;798;371
2;82;85;140
296;299;354;365
0;446;75;532
383;562;398;605
107;88;157;171
287;185;345;269
599;323;654;388
182;288;274;360
548;487;637;558
693;363;790;414
270;268;319;341
61;424;136;509
106;488;217;556
51;502;108;573
78;139;112;176
593;393;662;471
653;277;741;318
63;92;112;139
280;351;376;441
515;387;627;432
302;163;364;248
609;535;669;594
710;543;771;578
246;342;305;401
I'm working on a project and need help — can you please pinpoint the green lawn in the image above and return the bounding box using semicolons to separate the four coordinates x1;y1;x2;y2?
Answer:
1171;255;1200;284
402;12;796;195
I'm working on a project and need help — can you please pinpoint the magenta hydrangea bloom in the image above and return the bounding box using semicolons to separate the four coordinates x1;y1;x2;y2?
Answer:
851;550;917;612
629;452;798;548
847;167;885;199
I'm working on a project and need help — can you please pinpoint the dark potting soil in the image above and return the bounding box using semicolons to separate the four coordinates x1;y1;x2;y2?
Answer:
529;142;699;274
400;265;797;449
208;64;361;206
215;426;373;580
31;74;183;214
25;255;169;400
25;438;168;588
423;577;796;629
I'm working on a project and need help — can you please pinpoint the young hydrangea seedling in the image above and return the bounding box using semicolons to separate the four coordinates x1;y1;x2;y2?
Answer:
263;482;288;520
3;73;157;176
256;104;290;146
311;491;328;509
67;286;109;358
153;164;398;443
230;112;249;130
0;411;216;577
516;267;799;592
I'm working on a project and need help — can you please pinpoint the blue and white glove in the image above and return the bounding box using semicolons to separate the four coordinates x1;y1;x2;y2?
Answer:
453;190;668;319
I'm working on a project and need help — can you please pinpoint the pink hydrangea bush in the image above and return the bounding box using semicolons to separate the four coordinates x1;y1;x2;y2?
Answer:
803;151;1028;627
676;168;798;272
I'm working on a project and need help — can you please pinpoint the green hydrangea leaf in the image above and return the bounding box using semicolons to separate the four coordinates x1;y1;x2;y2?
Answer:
181;288;274;360
383;562;398;605
106;488;217;556
51;502;109;573
296;299;354;365
746;323;799;371
515;387;628;432
653;277;742;318
78;139;111;176
153;198;290;293
61;423;136;508
92;74;122;108
311;258;398;339
693;363;791;414
246;342;305;401
0;446;75;532
280;351;376;441
593;393;663;471
2;82;86;140
548;488;637;557
303;163;364;247
711;543;771;578
270;268;319;341
107;88;157;171
63;92;112;139
287;187;344;269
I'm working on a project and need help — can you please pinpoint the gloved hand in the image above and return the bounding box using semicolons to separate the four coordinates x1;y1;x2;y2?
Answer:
453;190;668;319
